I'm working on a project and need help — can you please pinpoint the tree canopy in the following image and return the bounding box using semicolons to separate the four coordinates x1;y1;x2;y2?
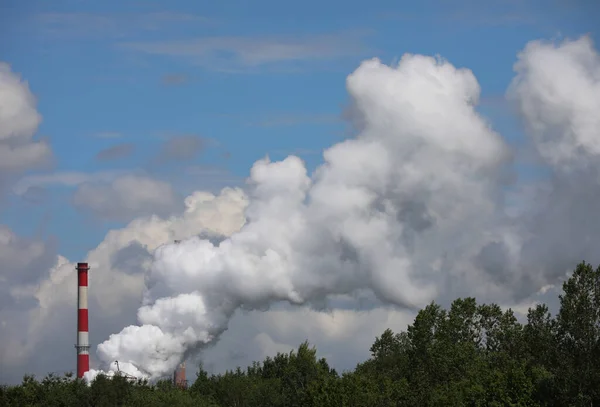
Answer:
2;261;599;406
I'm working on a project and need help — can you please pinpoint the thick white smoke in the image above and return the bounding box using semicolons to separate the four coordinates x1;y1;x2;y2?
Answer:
91;36;600;381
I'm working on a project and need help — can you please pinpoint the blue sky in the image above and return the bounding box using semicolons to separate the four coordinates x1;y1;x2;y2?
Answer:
1;0;599;260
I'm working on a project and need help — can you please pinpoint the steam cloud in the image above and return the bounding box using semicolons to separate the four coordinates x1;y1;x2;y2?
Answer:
88;36;600;381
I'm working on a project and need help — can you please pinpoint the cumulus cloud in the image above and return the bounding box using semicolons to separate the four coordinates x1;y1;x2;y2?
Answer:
0;62;52;195
72;174;181;221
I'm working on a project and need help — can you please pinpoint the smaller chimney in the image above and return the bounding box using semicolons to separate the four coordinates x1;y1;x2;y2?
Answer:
173;362;187;388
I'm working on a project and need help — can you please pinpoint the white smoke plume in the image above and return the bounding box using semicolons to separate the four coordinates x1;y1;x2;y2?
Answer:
89;35;600;381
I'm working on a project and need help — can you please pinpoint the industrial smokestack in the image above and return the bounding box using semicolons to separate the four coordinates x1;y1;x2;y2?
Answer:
173;362;186;388
75;262;90;378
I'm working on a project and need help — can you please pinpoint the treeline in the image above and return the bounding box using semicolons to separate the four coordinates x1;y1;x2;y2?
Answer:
2;261;600;406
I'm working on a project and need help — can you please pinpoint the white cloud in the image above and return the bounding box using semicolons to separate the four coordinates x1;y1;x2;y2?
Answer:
0;63;52;185
0;64;41;143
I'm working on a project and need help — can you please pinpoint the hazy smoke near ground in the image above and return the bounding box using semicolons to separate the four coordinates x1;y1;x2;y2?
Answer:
88;36;600;381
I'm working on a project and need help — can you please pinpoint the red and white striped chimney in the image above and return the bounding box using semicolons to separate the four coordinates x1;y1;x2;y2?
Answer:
75;262;90;378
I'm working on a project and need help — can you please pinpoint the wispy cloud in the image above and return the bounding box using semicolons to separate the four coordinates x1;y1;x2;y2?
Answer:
180;165;245;190
72;174;181;222
377;12;419;21
118;31;373;71
380;1;536;28
93;131;122;139
95;143;135;162
152;135;207;165
438;0;538;27
444;11;536;27
269;148;324;157
32;12;371;72
12;170;126;195
32;11;210;39
161;73;190;86
247;113;341;127
20;186;50;205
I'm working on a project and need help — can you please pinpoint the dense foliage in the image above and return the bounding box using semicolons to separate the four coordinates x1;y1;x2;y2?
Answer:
2;261;600;406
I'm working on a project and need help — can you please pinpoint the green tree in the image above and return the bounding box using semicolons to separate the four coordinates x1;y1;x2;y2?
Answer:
554;261;600;405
